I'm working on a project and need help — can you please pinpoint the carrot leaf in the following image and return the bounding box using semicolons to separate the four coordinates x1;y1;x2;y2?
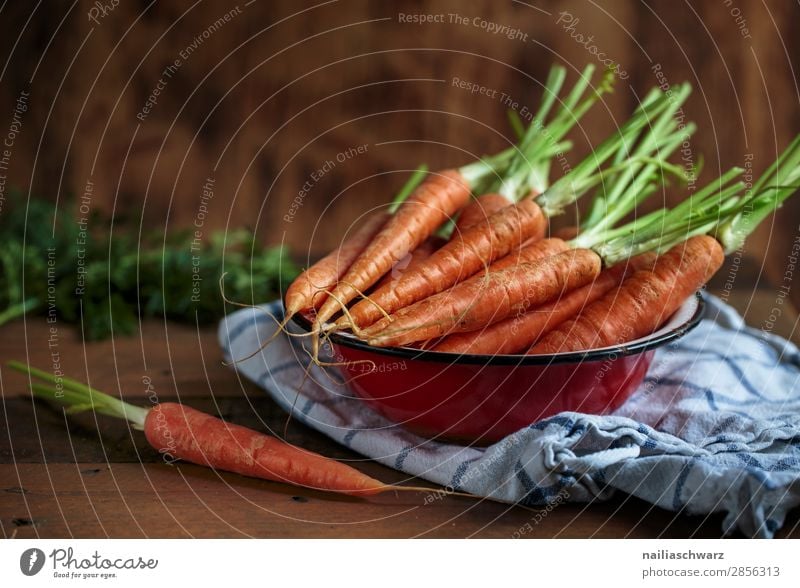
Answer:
591;168;746;263
536;89;677;217
578;84;696;237
715;135;800;252
7;361;149;429
388;164;428;214
482;64;613;201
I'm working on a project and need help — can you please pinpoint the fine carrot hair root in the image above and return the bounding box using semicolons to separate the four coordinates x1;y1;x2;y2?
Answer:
332;279;394;328
218;273;315;366
284;211;389;316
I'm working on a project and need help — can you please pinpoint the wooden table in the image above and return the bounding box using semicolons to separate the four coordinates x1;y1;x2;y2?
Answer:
1;286;798;539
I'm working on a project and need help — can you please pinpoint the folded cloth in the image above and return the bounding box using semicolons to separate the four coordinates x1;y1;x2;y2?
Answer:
218;294;800;538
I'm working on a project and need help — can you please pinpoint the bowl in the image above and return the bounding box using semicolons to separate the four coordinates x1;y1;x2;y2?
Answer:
291;293;704;445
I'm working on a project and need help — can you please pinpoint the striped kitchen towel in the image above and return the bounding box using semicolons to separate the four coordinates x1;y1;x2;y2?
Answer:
218;294;800;538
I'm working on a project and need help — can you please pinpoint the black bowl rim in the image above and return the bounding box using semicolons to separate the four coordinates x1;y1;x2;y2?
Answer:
290;292;706;366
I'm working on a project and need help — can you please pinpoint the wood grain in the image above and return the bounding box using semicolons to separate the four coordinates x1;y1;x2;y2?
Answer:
0;1;798;303
1;2;799;539
0;279;798;538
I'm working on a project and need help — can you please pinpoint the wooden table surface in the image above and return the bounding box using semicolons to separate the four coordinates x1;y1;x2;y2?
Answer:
1;285;798;539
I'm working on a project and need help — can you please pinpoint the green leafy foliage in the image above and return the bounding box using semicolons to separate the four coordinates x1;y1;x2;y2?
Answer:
0;192;298;339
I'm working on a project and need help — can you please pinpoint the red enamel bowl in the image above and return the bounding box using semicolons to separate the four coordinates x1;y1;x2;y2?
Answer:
291;294;704;445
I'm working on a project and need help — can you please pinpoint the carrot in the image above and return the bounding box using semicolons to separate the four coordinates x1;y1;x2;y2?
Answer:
487;237;569;272
452;193;512;236
359;95;707;350
374;236;444;290
433;252;655;355
9;361;393;496
522;135;800;354
342;197;547;329
360;237;570;337
554;226;579;240
360;113;725;352
144;403;386;496
313;169;473;325
365;248;602;347
529;236;723;354
284;212;388;315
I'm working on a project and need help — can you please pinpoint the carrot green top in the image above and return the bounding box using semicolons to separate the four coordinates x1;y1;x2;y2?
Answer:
578;83;695;238
583;134;800;265
533;85;691;220
7;360;149;429
715;135;800;253
458;64;613;199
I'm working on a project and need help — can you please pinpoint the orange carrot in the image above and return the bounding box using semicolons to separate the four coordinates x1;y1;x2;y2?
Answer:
9;361;393;497
452;193;512;236
314;170;471;325
284;212;388;315
433;252;656;355
144;403;386;496
554;225;579;240
374;236;444;290
342;197;547;330
361;237;569;337
529;235;723;354
487;237;568;272
365;248;602;347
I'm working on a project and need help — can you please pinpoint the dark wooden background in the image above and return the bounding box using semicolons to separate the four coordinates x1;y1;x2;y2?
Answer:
1;0;799;304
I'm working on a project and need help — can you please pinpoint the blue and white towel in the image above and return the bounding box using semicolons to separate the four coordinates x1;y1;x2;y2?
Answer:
218;294;800;538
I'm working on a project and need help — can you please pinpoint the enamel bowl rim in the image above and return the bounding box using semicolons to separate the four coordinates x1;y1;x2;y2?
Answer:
290;292;705;366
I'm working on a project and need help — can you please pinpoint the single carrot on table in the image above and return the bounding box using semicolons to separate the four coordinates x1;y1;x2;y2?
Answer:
7;361;407;497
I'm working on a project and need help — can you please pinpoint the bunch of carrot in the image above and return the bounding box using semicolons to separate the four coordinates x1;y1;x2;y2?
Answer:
287;66;800;357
